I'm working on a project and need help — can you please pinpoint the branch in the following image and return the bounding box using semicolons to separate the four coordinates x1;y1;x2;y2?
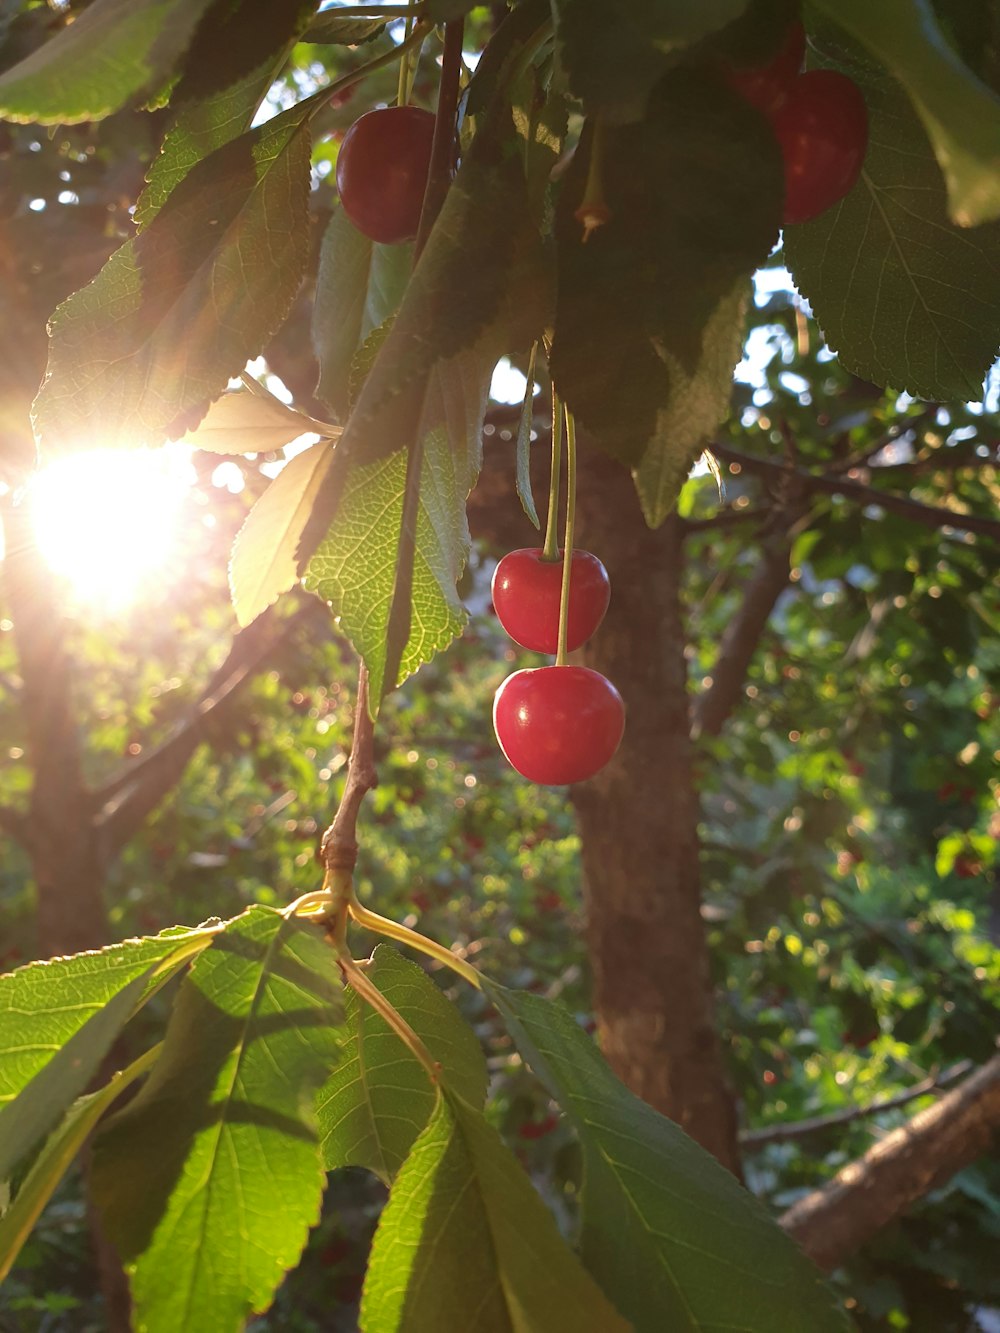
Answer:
712;442;1000;544
741;1061;973;1149
320;662;378;881
95;602;321;853
691;531;795;739
780;1053;1000;1271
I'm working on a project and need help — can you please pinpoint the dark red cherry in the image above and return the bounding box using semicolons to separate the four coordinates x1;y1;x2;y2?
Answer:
335;105;435;244
771;70;868;225
491;549;610;654
721;20;806;115
493;666;625;785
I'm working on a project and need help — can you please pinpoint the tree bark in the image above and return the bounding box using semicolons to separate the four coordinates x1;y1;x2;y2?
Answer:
781;1053;1000;1271
570;455;742;1174
2;492;108;957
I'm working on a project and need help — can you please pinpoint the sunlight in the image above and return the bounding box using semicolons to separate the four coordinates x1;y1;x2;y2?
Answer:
29;446;195;614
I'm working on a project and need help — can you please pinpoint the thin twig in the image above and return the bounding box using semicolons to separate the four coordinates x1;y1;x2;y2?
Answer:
711;442;1000;544
741;1061;974;1149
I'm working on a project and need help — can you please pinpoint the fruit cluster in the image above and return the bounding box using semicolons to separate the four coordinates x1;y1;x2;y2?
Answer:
491;549;625;785
722;22;868;225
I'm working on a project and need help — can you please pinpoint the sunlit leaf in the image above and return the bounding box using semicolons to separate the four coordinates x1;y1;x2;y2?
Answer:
92;907;343;1333
184;387;335;456
0;1046;160;1284
229;439;336;626
515;341;541;529
33;105;313;455
360;1091;630;1332
318;945;487;1183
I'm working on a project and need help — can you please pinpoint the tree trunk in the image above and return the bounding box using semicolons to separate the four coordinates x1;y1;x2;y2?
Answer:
2;493;108;957
572;456;741;1174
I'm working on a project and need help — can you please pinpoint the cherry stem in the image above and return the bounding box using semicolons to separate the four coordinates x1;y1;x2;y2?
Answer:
347;893;483;989
541;384;563;562
338;949;441;1085
555;407;577;668
413;18;464;262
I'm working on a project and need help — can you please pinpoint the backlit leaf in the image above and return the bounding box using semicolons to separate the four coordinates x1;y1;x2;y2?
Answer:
33;106;313;455
230;439;336;627
360;1092;630;1332
92;907;343;1333
318;944;487;1182
184;387;335;456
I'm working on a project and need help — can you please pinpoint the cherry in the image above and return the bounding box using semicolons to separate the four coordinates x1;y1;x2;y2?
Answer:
771;70;868;225
721;20;806;115
491;549;610;653
335;105;435;244
493;666;624;785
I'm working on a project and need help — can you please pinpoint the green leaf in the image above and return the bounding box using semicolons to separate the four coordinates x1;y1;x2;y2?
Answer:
184;386;336;455
92;906;344;1333
135;0;317;226
783;46;1000;400
551;0;749;123
487;983;852;1333
515;342;541;528
810;0;1000;226
313;208;413;422
0;1046;160;1285
632;282;749;526
0;926;213;1109
0;0;215;125
317;944;487;1183
230;439;336;626
33;105;313;456
550;71;781;465
360;1091;631;1333
0;968;154;1184
303;348;490;705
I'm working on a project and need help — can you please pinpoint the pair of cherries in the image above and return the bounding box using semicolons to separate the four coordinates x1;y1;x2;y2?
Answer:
723;22;869;225
491;550;624;786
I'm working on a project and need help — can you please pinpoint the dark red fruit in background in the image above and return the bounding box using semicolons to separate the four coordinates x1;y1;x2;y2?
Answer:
772;70;868;225
491;548;610;653
721;20;805;115
493;666;625;785
336;105;435;244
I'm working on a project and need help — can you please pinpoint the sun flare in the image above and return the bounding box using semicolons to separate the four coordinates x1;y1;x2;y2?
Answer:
29;447;195;613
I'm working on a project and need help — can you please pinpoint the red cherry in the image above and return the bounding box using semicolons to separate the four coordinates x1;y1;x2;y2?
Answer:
493;666;624;785
491;549;611;653
771;70;868;225
721;20;806;115
335;105;435;244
